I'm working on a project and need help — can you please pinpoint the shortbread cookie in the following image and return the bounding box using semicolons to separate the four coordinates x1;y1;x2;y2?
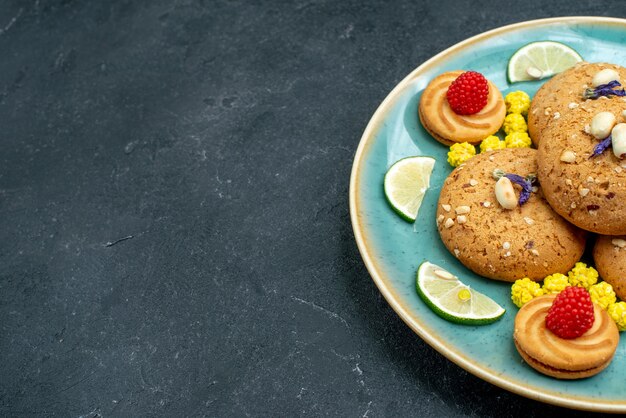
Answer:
536;100;626;234
528;62;626;145
436;148;586;282
514;294;619;379
593;235;626;300
419;71;506;146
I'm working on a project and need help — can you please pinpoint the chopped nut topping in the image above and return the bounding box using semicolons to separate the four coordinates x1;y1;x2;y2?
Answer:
504;251;511;257
437;214;444;225
579;187;590;197
568;102;579;109
502;242;511;250
553;112;561;119
544;107;552;116
455;205;470;215
612;238;626;248
560;150;576;163
488;155;495;162
482;201;491;208
469;179;478;186
530;249;540;256
571;202;577;209
456;215;467;224
584;124;591;134
444;218;454;228
523;217;534;225
454;248;460;257
442;204;451;212
615;166;623;173
587;176;594;183
565;179;573;186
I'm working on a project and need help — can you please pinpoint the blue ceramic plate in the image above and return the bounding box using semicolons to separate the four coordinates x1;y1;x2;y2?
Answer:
350;17;626;412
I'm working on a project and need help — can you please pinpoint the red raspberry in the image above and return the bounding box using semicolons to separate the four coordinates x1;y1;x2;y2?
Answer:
545;286;595;339
446;71;489;115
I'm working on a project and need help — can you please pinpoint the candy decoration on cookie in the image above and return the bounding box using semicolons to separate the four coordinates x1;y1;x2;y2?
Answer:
586;112;626;160
588;111;617;157
583;80;626;99
612;123;626;159
492;169;537;207
446;71;489;115
545;287;595;339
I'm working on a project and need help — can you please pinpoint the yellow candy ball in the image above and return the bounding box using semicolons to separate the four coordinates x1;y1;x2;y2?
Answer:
504;91;531;115
447;142;476;167
479;135;505;153
504;132;532;149
503;113;528;135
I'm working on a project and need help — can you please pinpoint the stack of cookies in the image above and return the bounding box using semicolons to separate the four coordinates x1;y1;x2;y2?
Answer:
532;62;626;299
422;62;626;379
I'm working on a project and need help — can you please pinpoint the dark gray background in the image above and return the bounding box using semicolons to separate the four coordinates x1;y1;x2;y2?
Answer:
0;1;624;417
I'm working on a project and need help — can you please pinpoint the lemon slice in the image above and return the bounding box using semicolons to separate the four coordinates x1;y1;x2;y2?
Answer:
416;262;505;325
507;41;583;83
383;156;435;222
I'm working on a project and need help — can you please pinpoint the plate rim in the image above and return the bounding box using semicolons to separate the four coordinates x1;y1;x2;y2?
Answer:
349;16;626;412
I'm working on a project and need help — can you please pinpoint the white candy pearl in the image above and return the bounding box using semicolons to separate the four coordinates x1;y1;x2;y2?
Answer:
495;177;517;210
590;111;617;139
592;69;620;87
612;123;626;159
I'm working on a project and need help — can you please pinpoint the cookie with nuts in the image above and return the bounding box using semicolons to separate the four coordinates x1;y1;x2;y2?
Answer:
593;235;626;301
436;148;586;282
536;96;626;234
527;62;626;145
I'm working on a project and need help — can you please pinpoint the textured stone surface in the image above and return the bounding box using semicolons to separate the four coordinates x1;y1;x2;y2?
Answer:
0;1;624;416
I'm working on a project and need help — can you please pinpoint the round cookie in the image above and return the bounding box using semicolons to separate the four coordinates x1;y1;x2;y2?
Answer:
593;235;626;300
419;71;506;146
536;99;626;235
528;62;626;145
514;294;619;379
436;148;586;282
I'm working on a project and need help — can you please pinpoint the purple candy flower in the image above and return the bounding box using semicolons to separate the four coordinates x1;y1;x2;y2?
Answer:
504;173;537;206
591;134;613;157
583;80;626;99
